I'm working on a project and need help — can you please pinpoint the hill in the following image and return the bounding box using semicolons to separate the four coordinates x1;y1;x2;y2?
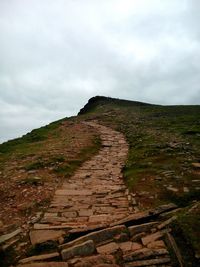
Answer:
0;96;199;266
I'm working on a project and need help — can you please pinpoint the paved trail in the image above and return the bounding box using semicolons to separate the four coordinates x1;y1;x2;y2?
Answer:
33;121;134;232
16;122;177;267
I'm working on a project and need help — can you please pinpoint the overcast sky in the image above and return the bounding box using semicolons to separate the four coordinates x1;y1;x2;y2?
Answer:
0;0;200;143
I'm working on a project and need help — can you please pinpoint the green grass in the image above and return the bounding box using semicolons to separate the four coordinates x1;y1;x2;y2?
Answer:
54;136;101;178
79;97;200;206
78;96;200;263
0;119;64;154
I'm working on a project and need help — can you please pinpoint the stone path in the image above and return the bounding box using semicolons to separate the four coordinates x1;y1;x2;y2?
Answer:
2;121;182;266
32;121;134;234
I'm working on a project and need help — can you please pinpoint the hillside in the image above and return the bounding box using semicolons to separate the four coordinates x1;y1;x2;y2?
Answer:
78;96;200;265
0;96;200;266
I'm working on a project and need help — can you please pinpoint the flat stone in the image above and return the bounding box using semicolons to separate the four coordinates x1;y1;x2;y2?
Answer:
97;242;119;254
110;212;150;227
149;203;177;216
17;263;68;267
34;223;86;230
118;241;132;252
61;240;95;260
141;231;163;246
147;240;166;249
157;216;177;230
19;252;60;264
0;228;21;244
128;222;158;237
30;230;66;246
60;225;126;250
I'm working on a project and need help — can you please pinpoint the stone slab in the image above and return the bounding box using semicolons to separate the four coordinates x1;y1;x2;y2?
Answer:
97;242;119;254
60;225;126;250
30;230;65;246
128;222;158;237
0;228;21;245
19;252;60;264
141;231;163;246
61;240;95;260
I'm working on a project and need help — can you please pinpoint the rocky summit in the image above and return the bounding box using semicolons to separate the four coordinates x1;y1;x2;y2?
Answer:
0;96;199;267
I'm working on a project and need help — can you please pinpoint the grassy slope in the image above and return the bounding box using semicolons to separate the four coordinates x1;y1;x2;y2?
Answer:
78;96;200;261
0;117;101;228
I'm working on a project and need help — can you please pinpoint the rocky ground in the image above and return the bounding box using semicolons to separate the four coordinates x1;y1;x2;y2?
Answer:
0;96;199;267
1;121;198;267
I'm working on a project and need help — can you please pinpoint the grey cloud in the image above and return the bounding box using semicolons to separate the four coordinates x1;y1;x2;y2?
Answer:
0;0;200;143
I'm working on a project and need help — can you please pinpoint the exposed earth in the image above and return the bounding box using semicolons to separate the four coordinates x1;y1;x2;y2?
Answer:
0;96;199;267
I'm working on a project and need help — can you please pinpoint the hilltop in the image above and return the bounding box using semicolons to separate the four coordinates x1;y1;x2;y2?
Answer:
0;96;200;266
